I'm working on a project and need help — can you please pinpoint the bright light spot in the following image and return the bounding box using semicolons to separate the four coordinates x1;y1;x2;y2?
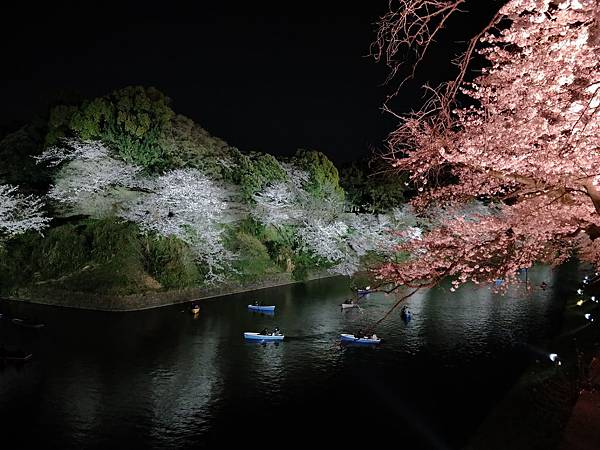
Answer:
549;353;558;362
576;299;584;306
577;289;583;294
585;313;593;321
592;296;596;301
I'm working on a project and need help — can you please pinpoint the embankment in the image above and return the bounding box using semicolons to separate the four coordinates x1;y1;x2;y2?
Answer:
2;270;341;312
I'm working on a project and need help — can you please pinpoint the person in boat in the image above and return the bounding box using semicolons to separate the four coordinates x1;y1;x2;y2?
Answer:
343;298;353;305
254;300;261;306
261;327;269;335
371;333;378;340
273;327;281;336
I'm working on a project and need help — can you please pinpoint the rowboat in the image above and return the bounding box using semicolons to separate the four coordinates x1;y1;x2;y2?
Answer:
11;318;45;329
244;332;284;341
247;305;276;312
341;302;358;309
340;333;381;344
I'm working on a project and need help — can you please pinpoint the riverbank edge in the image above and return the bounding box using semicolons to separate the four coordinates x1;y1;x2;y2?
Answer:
0;270;344;312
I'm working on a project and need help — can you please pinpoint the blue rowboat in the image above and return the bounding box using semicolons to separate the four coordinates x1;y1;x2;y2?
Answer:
247;305;275;312
244;332;284;341
340;333;381;344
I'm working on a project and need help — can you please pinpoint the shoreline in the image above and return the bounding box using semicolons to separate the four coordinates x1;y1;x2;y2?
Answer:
1;270;343;312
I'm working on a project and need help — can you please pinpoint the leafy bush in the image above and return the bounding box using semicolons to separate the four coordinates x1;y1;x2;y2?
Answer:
34;224;90;279
340;160;408;212
0;232;44;290
0;218;156;295
160;114;235;179
292;149;344;200
228;150;288;201
291;250;331;281
51;218;148;293
228;230;278;282
143;235;201;288
46;86;174;171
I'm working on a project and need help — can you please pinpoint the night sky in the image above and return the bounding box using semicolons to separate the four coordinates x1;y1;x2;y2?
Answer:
0;1;504;164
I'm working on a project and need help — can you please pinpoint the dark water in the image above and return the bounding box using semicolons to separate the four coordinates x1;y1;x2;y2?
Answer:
0;265;576;449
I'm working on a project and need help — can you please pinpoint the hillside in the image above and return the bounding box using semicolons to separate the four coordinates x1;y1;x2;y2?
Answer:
0;86;416;299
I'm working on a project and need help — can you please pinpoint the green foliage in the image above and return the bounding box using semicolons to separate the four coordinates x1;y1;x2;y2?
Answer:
228;150;288;201
46;104;79;145
85;218;141;263
292;149;344;200
291;250;330;281
0;213;333;294
143;236;201;288
264;240;294;271
160;114;235;179
235;217;267;239
0;232;44;289
0;218;157;295
340;160;408;212
227;229;278;282
46;86;174;171
35;224;90;279
51;218;147;294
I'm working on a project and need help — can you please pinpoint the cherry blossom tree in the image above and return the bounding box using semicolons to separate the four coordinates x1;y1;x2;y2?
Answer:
120;169;241;283
36;139;142;216
0;184;49;241
372;0;600;291
38;139;243;282
252;165;413;275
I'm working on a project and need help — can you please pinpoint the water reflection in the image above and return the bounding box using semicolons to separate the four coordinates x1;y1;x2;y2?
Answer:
0;264;577;449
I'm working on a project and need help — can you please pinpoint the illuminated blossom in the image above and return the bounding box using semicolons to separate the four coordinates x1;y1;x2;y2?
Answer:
374;0;600;288
0;184;49;240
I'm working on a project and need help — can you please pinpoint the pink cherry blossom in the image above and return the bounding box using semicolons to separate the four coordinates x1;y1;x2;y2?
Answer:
374;0;600;289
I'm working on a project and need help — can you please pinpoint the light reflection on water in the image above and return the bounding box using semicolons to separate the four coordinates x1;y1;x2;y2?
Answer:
0;264;576;449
